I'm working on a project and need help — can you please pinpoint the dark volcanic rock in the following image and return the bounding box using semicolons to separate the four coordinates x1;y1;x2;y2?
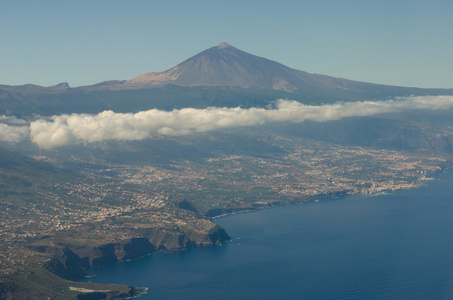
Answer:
44;225;230;281
48;82;70;89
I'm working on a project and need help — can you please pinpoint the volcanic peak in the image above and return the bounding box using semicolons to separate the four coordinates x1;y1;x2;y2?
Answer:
217;42;232;49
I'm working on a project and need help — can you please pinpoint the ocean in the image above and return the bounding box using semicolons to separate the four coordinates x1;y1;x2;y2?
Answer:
82;170;453;299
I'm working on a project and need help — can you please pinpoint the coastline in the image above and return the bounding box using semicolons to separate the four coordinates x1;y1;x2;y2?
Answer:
3;166;448;299
73;167;450;299
211;168;448;221
83;167;453;300
1;223;230;300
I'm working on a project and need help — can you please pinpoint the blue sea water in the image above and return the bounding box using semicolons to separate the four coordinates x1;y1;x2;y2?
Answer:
82;170;453;299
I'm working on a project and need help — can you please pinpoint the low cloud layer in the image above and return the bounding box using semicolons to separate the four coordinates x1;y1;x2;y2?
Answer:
0;123;29;143
0;116;30;143
1;95;453;149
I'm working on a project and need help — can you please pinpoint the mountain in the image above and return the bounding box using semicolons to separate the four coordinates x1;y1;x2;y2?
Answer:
123;42;453;96
121;42;425;93
126;42;310;92
0;42;452;115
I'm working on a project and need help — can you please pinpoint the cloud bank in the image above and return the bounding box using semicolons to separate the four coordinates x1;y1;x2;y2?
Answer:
0;116;30;143
1;95;453;149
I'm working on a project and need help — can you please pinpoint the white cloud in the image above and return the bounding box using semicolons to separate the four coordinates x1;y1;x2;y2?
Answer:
0;123;29;143
2;95;453;149
0;115;28;125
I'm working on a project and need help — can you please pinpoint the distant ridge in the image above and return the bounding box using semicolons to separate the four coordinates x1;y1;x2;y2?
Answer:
48;82;70;89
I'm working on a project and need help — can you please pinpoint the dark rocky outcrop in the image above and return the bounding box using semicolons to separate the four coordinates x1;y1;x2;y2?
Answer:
45;248;91;280
45;226;230;282
178;199;200;214
48;82;70;89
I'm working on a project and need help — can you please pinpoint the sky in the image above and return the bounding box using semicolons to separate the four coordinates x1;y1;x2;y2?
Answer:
1;0;452;89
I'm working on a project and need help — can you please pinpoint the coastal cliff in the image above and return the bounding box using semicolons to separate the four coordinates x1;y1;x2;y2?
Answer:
1;221;230;300
45;224;230;280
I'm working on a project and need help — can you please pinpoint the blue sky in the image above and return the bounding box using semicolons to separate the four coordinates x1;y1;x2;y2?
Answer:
1;0;452;88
